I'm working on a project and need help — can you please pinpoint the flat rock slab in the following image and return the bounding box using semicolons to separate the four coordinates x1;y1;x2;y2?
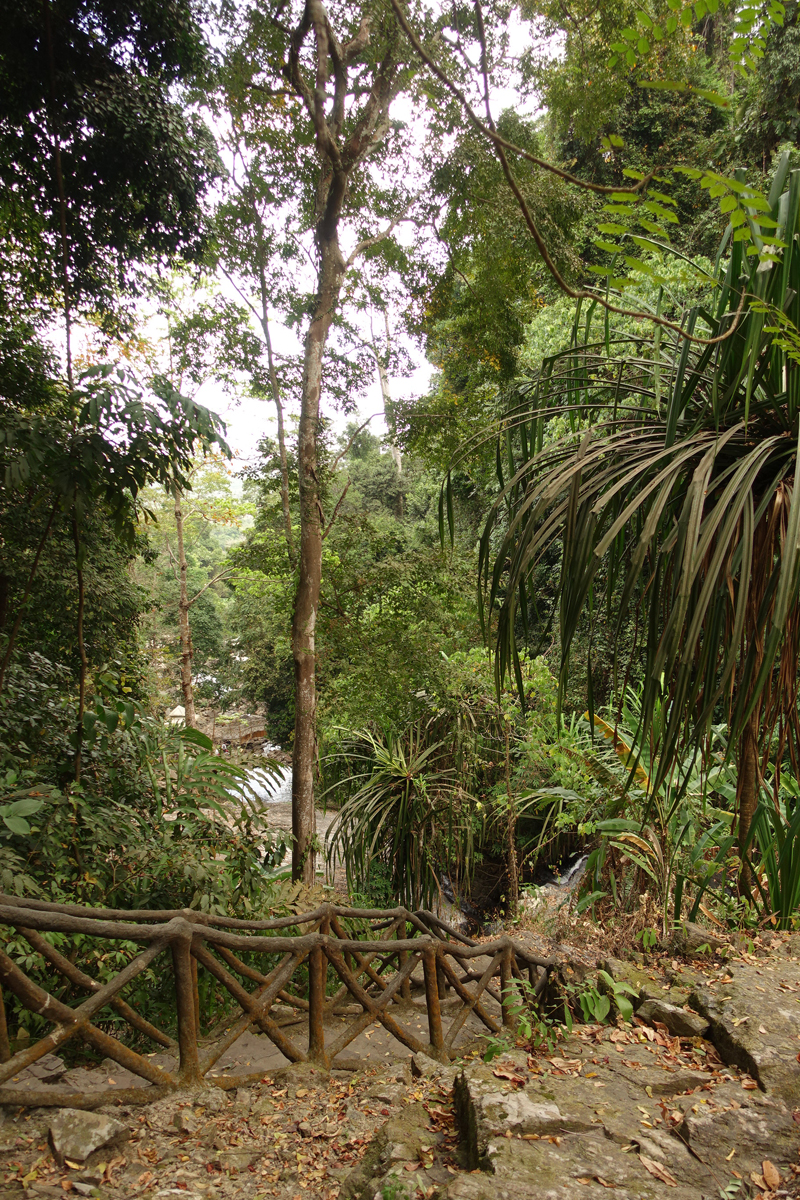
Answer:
446;1032;800;1199
636;998;710;1039
48;1108;128;1165
690;958;800;1103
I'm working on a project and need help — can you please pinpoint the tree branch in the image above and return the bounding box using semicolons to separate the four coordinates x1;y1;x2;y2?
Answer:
188;568;235;606
392;0;749;346
330;412;382;473
345;193;422;268
321;478;351;540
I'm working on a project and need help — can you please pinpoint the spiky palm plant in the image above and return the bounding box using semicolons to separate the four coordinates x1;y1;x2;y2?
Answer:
450;157;800;886
324;725;478;911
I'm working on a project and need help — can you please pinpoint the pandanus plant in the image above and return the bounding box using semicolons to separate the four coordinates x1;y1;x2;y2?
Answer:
446;155;800;890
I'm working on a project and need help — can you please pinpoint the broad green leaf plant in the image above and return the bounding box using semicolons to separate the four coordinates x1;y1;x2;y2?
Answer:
449;154;800;894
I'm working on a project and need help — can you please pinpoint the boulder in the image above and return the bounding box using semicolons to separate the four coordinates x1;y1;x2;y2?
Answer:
674;1081;799;1180
598;957;658;1001
411;1051;457;1085
48;1108;128;1165
338;1102;432;1199
173;1108;199;1134
213;1148;262;1171
671;921;727;956
635;998;710;1039
690;959;800;1103
271;1060;329;1097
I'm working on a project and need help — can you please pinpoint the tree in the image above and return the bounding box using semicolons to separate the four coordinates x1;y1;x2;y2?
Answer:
216;0;427;884
0;0;218;344
137;460;247;721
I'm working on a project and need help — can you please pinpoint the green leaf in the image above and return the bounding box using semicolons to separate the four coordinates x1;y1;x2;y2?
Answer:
637;10;653;26
3;798;44;818
626;48;636;65
694;87;731;107
666;13;679;30
596;239;622;254
3;816;32;836
636;217;670;236
622;26;639;39
647;189;677;205
639;78;687;90
637;36;651;53
743;193;770;211
181;727;214;751
694;0;706;17
719;195;738;213
681;6;693;23
598;223;628;234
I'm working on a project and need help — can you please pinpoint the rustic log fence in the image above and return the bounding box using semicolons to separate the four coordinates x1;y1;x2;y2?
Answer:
0;896;554;1108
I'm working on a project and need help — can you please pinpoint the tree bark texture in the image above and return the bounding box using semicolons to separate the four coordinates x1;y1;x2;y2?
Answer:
284;0;403;883
291;234;345;884
71;510;88;782
173;487;196;728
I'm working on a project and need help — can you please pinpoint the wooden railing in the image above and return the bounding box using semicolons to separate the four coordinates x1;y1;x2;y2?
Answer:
0;896;554;1108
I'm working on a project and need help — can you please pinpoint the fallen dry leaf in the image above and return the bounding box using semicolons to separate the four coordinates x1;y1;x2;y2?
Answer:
762;1160;781;1189
640;1154;678;1187
492;1067;525;1085
742;1078;759;1090
750;1170;767;1189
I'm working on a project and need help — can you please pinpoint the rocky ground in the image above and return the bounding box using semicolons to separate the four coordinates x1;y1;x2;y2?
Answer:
2;924;800;1200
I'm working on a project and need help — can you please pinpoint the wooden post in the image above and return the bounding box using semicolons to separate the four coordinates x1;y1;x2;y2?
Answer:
398;923;411;1002
191;953;200;1038
308;915;330;1065
172;934;202;1083
422;945;445;1058
500;944;515;1029
436;958;447;1001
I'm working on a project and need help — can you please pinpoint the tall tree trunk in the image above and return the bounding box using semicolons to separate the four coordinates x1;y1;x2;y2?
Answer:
291;231;345;885
71;509;88;782
173;486;196;728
